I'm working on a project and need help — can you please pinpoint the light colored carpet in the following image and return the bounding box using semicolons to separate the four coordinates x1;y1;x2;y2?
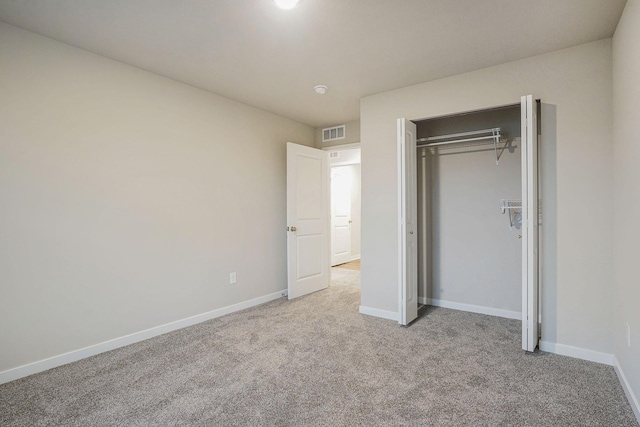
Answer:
1;267;637;426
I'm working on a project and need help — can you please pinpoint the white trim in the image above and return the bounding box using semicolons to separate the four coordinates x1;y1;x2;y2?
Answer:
421;297;521;320
0;290;286;385
350;255;361;261
613;355;640;424
538;341;614;365
321;142;361;151
359;305;398;322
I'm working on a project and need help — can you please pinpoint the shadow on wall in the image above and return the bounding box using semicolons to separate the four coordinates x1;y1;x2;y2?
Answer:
540;103;558;345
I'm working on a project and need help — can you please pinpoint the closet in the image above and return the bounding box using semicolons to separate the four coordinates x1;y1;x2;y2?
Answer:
397;95;540;351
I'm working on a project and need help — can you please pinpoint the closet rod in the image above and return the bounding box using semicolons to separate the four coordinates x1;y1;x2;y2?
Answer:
417;127;507;165
416;127;501;145
417;134;498;147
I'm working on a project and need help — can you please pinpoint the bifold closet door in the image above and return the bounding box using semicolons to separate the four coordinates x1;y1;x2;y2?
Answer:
397;118;418;325
521;95;539;352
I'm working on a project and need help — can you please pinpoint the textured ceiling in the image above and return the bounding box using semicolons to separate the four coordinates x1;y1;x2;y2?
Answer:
0;0;627;127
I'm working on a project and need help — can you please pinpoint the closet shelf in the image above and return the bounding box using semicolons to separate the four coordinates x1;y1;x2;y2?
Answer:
501;199;521;213
501;199;522;230
417;128;507;164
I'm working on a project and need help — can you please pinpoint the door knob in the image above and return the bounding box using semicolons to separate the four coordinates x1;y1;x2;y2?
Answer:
290;226;297;232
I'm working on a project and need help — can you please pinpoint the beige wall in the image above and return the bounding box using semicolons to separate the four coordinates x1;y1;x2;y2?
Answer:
361;39;613;354
315;120;360;148
612;0;640;414
0;23;314;372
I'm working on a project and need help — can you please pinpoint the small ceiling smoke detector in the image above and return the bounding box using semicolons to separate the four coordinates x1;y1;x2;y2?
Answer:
274;0;299;9
314;85;328;95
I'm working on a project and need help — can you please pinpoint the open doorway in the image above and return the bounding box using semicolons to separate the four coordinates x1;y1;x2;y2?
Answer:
285;142;361;300
325;145;361;269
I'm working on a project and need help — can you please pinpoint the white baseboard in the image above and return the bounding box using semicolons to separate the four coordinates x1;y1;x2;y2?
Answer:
613;355;640;424
420;297;521;320
538;341;614;365
350;255;361;261
0;290;287;385
359;305;398;322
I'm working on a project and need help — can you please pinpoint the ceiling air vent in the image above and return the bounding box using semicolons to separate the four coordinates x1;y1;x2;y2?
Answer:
322;125;346;142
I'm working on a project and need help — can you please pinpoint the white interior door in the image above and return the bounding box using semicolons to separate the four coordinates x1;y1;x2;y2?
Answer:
521;95;539;351
286;142;330;299
398;118;418;325
331;167;352;266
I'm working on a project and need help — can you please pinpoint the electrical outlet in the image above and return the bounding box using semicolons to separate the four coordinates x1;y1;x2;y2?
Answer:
230;272;237;285
627;323;631;347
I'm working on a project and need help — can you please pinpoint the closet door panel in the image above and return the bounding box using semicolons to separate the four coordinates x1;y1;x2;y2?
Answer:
397;118;418;325
521;95;539;352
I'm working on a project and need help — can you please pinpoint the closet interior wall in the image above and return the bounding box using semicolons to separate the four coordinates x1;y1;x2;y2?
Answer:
416;105;523;315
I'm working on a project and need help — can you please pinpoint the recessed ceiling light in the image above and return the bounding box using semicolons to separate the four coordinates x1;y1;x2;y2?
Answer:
274;0;299;9
314;85;328;95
